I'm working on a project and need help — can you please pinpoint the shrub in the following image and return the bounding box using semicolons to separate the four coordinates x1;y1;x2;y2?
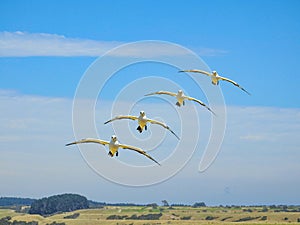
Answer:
261;216;268;221
221;216;232;221
46;222;66;225
243;208;253;212
205;216;217;220
106;214;128;220
127;213;162;220
234;216;260;222
146;203;158;209
181;216;191;220
63;213;80;219
0;217;38;225
0;217;11;225
13;221;38;225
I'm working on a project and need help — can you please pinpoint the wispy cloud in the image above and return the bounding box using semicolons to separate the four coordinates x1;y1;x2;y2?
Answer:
0;31;121;57
240;134;269;141
191;46;228;57
0;31;227;57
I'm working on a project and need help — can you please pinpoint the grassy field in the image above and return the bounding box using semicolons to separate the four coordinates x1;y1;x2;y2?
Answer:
1;205;300;225
0;208;20;218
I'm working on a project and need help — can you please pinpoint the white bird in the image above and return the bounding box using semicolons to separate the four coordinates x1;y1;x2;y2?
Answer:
145;90;215;115
179;69;250;95
104;111;180;140
66;135;160;165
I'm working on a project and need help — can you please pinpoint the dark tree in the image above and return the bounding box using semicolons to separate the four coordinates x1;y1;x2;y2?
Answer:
29;193;89;216
0;197;35;206
146;203;158;209
162;200;169;207
192;202;206;208
0;216;11;225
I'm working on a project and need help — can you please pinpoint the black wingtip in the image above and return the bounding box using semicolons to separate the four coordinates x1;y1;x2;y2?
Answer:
211;110;217;117
171;131;180;141
243;89;251;96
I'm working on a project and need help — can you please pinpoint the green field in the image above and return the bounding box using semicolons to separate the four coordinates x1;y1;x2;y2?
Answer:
1;205;300;225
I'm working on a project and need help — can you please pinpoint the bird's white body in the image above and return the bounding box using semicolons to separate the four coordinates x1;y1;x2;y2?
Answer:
145;90;215;115
179;69;250;95
137;112;148;130
66;135;160;165
109;135;119;156
176;90;185;106
104;111;180;139
211;71;220;85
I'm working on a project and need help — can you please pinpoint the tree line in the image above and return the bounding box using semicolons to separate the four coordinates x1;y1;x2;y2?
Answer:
0;197;35;207
28;194;89;216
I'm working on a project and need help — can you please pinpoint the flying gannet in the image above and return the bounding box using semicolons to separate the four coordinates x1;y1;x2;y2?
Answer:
66;135;160;165
179;69;250;95
104;111;180;140
145;90;215;115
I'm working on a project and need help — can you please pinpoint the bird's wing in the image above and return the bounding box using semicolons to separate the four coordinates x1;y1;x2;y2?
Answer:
66;138;109;146
179;69;212;77
104;115;138;124
144;91;177;97
219;77;251;95
147;119;180;140
185;96;216;115
119;144;160;165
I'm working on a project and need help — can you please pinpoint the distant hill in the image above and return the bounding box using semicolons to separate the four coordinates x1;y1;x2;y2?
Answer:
0;196;141;209
88;200;107;208
0;197;36;206
88;200;145;208
28;193;89;216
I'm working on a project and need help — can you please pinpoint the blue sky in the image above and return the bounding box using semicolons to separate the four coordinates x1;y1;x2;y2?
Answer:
1;0;300;107
0;0;300;205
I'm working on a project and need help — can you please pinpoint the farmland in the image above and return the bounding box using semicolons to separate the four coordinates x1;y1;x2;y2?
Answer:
1;205;300;225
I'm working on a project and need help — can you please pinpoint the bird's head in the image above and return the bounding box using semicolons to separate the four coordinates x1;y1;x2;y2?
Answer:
178;90;183;95
140;111;145;116
212;71;217;75
111;135;117;142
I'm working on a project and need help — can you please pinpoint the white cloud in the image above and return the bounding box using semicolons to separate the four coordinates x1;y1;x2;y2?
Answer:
226;106;300;144
191;46;228;57
0;31;121;57
240;134;268;141
0;31;227;57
